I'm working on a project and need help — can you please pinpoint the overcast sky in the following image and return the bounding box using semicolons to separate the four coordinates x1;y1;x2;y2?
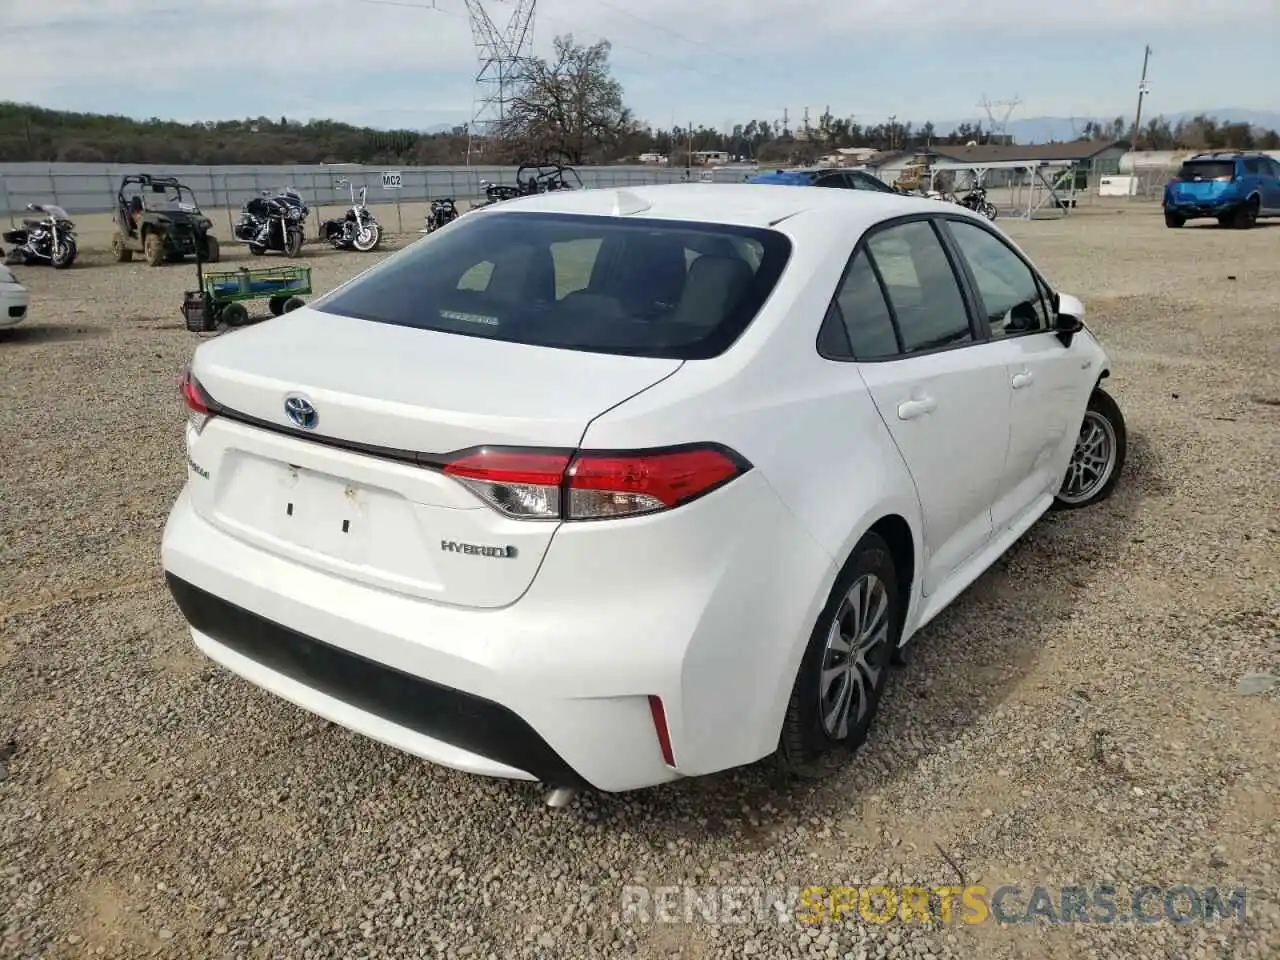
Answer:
3;0;1277;130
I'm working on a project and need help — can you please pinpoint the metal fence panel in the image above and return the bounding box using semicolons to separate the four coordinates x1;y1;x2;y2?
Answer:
0;162;732;221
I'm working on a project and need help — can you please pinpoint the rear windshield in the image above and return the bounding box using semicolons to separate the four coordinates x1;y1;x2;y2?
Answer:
313;211;792;359
1177;161;1235;181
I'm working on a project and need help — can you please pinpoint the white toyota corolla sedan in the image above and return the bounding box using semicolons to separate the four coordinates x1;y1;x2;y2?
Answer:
161;183;1126;801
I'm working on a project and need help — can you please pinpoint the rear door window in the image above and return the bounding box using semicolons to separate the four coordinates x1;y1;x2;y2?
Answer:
1177;161;1235;181
314;212;792;360
865;221;973;353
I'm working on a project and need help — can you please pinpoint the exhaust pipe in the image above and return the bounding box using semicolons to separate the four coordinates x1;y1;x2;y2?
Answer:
543;786;577;808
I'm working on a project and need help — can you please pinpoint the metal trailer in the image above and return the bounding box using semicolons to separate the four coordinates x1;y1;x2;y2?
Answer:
182;260;311;332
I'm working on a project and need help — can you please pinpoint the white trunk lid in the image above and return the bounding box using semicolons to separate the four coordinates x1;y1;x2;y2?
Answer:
186;308;681;608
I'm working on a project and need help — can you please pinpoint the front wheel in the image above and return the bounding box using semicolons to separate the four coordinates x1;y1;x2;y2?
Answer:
202;236;220;264
1164;211;1185;228
352;222;380;252
776;532;899;778
1053;388;1127;510
283;229;303;258
52;239;77;268
979;201;997;221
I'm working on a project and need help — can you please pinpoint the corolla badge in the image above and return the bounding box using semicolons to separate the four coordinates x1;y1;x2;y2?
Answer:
284;395;318;429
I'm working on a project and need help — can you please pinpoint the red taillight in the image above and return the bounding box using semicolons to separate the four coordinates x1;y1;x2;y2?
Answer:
443;450;571;520
179;366;210;414
441;444;749;521
179;366;215;433
648;695;676;767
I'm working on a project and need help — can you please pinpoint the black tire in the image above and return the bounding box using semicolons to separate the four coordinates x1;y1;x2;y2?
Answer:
52;240;76;269
282;297;306;313
776;532;899;778
268;296;287;317
1164;211;1185;228
283;229;303;258
980;201;997;221
143;232;166;266
222;302;250;327
1052;387;1127;511
203;236;220;264
1230;197;1260;230
249;244;265;256
111;234;132;263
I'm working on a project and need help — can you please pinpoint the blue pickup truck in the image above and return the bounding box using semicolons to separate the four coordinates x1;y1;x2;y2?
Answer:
1163;151;1280;229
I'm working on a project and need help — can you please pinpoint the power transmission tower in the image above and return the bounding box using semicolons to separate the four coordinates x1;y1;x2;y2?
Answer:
978;95;1022;143
464;0;537;162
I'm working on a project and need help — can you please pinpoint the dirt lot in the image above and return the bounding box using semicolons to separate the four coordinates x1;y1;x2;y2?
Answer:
1;205;1277;960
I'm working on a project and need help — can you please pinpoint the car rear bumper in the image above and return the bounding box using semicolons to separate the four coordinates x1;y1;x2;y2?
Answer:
1165;199;1239;217
0;284;29;327
160;472;833;792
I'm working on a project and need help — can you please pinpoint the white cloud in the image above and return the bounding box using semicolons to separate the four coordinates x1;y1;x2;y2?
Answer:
1;0;1276;124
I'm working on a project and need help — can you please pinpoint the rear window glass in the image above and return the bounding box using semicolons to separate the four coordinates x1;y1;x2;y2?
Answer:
314;211;791;360
1177;161;1235;180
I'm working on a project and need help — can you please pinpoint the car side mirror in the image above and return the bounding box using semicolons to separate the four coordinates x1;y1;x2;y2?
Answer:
1053;291;1085;347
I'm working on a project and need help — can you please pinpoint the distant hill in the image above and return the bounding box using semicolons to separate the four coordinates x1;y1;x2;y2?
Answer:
933;109;1280;144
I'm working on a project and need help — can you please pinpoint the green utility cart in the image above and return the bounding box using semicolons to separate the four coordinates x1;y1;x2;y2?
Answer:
182;260;312;333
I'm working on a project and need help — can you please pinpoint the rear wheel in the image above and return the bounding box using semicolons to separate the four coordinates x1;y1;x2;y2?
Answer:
776;532;899;778
282;297;306;313
1230;197;1260;229
979;201;997;221
1164;211;1185;228
268;296;287;317
143;233;166;266
248;244;265;256
111;234;132;262
1053;388;1127;510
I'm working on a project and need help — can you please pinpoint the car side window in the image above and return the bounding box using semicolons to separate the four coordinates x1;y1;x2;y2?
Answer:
864;221;973;353
828;251;901;359
849;171;891;193
945;220;1051;337
1242;158;1262;176
816;173;851;188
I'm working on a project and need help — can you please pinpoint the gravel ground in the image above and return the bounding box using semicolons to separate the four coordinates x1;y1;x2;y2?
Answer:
1;206;1277;959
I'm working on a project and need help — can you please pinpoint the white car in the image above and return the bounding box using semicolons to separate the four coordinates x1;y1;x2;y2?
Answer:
161;184;1126;802
0;263;29;328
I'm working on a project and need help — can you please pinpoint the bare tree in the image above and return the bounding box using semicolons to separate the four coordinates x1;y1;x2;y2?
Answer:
496;34;632;163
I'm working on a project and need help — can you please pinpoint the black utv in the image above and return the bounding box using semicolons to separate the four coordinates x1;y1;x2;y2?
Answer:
111;175;220;266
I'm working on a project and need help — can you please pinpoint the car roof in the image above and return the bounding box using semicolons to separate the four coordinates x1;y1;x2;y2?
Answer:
477;182;946;232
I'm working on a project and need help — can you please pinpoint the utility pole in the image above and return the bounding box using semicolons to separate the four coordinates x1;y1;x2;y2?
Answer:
888;115;897;151
1129;45;1152;151
782;108;789;137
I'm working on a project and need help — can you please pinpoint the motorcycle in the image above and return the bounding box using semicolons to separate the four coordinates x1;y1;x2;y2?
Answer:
2;203;78;268
420;198;460;234
318;179;381;252
957;185;998;221
233;187;308;258
465;162;582;216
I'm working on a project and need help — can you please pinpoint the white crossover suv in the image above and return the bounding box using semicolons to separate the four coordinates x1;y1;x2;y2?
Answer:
161;184;1126;801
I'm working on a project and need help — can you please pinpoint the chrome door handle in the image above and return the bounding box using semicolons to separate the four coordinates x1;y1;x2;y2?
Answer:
1011;371;1035;389
897;396;937;420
